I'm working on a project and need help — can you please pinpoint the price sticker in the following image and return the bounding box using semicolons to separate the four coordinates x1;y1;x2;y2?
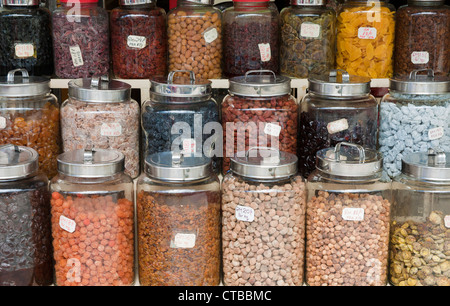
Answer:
258;43;271;62
428;126;444;141
236;205;255;222
182;138;197;154
411;51;429;65
101;123;122;137
60;215;76;233
0;117;6;129
264;123;282;137
127;35;147;49
327;118;349;134
203;28;218;44
342;208;365;221
445;215;450;228
172;233;196;249
14;43;35;58
358;27;377;39
300;23;321;38
69;45;84;67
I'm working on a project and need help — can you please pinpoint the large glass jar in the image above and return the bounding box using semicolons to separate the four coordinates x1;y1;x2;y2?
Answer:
110;0;167;79
306;142;392;286
390;149;450;286
336;0;395;78
394;0;450;77
280;0;336;78
222;148;306;286
167;0;222;79
222;70;298;174
379;69;450;179
223;0;280;77
0;69;60;178
61;77;140;178
0;0;53;76
0;145;53;286
298;70;378;178
142;70;220;172
52;0;110;78
137;152;221;286
50;149;135;286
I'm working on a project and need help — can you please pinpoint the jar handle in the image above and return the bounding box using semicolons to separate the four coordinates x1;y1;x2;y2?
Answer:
168;70;196;85
245;147;281;165
334;142;365;163
7;68;29;84
409;69;435;81
172;151;185;167
427;148;446;166
83;146;95;165
244;70;277;82
329;69;350;83
90;75;110;88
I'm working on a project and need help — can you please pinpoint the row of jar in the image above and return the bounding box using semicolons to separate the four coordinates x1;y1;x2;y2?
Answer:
0;0;449;79
1;67;450;181
1;143;448;286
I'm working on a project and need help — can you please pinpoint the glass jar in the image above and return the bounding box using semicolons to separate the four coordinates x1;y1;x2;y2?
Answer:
110;0;167;79
222;148;306;286
52;0;110;78
280;0;336;78
298;69;378;178
222;70;298;174
167;0;222;79
390;149;450;286
379;69;450;179
394;0;450;78
0;145;53;286
142;70;220;172
306;142;392;286
336;0;395;78
0;69;60;178
50;149;135;286
61;76;140;178
0;0;53;76
223;0;280;77
137;151;221;286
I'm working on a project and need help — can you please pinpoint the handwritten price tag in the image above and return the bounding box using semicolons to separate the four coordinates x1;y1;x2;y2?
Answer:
60;215;76;233
358;27;377;39
127;35;147;49
327;118;349;134
101;123;122;137
182;138;197;154
264;123;281;137
411;51;429;64
236;205;255;222
15;43;35;58
0;117;6;129
428;126;444;140
445;215;450;228
342;208;365;221
300;23;321;38
258;43;271;62
203;28;218;44
173;233;196;249
69;45;84;67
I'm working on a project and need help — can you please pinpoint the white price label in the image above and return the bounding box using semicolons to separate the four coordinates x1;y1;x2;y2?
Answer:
59;215;76;233
127;35;147;49
428;126;444;140
101;123;122;137
300;23;321;38
358;27;377;39
15;43;34;58
69;45;84;67
342;208;365;221
327;118;349;134
203;28;218;44
182;138;197;154
0;117;6;129
411;51;429;65
258;43;271;62
172;233;196;249
264;123;281;137
236;205;255;222
445;215;450;228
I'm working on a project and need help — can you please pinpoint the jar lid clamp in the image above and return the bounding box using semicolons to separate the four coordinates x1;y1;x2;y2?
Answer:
68;75;132;103
308;69;371;97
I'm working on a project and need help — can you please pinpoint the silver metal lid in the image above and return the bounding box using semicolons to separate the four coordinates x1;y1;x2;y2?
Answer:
0;69;50;97
68;76;132;103
180;0;213;5
145;151;212;182
308;69;371;97
150;70;212;98
230;147;298;180
408;0;446;6
229;70;292;97
390;69;450;95
3;0;39;6
57;148;125;178
0;145;39;180
291;0;324;5
401;148;450;181
316;142;383;177
120;0;154;5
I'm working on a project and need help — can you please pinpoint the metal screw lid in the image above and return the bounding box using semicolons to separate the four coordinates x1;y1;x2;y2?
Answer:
120;0;154;5
145;151;213;182
57;148;125;178
150;70;212;99
68;75;132;103
230;147;298;180
2;0;39;6
291;0;324;5
0;145;39;180
401;148;450;181
316;142;383;177
0;69;50;97
308;69;371;97
180;0;213;4
229;70;292;97
390;69;450;95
